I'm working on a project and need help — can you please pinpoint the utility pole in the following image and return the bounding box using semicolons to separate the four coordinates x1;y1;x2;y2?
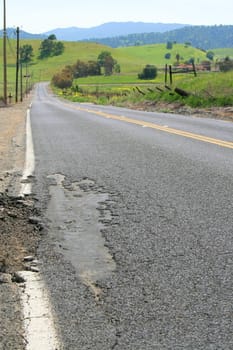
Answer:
3;0;7;105
15;27;20;102
20;60;23;102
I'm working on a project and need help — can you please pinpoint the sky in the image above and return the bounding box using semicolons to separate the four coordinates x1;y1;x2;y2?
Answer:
2;0;233;33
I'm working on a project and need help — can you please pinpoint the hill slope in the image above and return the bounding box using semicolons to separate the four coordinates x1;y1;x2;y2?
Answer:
0;39;209;84
86;25;233;50
1;24;232;50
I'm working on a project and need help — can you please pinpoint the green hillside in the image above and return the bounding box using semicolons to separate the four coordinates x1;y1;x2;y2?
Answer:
0;40;98;93
115;44;207;73
89;25;233;50
0;39;208;86
212;48;233;60
0;39;111;89
1;38;232;109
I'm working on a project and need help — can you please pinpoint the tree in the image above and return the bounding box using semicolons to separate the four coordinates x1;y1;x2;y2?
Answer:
164;53;171;60
188;57;195;64
97;51;112;67
20;44;33;64
175;53;180;65
39;38;54;59
52;67;73;89
166;41;173;49
53;41;65;56
48;34;57;40
104;55;115;75
69;60;101;79
73;60;88;78
138;65;157;80
114;63;121;73
206;51;215;61
39;35;65;59
218;56;233;72
97;51;118;75
87;61;101;76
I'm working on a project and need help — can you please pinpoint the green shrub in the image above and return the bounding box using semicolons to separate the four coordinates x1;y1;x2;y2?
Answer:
52;69;73;89
138;65;158;80
218;56;233;72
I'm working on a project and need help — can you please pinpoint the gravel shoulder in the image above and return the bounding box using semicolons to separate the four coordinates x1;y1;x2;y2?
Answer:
122;100;233;122
0;96;41;350
0;99;28;194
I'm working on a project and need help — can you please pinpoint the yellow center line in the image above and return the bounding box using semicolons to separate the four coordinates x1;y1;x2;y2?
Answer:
69;104;233;150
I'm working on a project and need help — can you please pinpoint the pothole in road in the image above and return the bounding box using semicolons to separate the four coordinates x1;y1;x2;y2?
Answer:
46;174;116;298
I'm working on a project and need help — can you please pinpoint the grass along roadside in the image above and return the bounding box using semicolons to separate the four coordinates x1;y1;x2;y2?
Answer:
58;70;233;109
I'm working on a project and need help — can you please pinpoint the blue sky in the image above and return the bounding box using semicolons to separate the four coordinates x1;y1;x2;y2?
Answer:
2;0;233;33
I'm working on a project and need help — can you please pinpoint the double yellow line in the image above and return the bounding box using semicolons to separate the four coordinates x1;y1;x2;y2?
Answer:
74;105;233;150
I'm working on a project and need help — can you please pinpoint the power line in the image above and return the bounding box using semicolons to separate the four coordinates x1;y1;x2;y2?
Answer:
3;0;7;105
7;35;16;59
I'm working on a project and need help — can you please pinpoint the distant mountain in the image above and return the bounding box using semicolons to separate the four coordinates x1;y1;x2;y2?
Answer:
86;25;233;50
0;27;46;40
44;22;189;41
1;23;232;50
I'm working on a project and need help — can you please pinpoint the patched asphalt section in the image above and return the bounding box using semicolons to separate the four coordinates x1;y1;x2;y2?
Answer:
46;174;116;289
36;176;119;349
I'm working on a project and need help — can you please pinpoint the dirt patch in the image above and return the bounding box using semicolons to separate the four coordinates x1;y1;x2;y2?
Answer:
0;96;41;350
121;100;233;122
0;193;42;350
0;99;30;194
0;193;42;274
0;96;40;273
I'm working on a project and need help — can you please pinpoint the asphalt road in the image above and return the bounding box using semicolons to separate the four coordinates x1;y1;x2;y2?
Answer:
31;83;233;349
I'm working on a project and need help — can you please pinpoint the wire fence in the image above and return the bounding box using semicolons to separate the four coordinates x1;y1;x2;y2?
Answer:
0;79;33;104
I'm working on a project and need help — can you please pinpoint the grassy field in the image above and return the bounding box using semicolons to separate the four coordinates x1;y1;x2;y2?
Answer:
0;39;211;86
62;70;233;108
0;40;112;96
213;48;233;59
0;38;233;107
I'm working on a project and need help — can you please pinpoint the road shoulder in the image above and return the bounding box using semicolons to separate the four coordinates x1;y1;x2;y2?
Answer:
0;96;41;350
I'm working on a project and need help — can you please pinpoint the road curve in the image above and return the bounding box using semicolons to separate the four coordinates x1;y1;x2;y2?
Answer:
31;83;233;349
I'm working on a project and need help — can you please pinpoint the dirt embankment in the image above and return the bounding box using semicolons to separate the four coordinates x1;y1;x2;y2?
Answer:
0;96;41;272
0;97;42;350
123;100;233;122
0;102;26;194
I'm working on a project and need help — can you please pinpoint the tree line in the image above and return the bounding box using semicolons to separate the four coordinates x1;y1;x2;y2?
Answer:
52;51;120;89
84;25;233;50
19;34;64;63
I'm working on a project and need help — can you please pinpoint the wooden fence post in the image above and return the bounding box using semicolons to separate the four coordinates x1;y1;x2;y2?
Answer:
165;64;168;85
169;65;173;85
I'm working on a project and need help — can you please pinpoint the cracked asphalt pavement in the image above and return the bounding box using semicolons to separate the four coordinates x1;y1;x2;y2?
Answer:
31;84;233;349
0;83;233;349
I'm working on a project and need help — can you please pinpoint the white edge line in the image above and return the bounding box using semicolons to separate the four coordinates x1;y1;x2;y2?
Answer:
19;106;35;197
19;271;60;350
19;107;61;349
